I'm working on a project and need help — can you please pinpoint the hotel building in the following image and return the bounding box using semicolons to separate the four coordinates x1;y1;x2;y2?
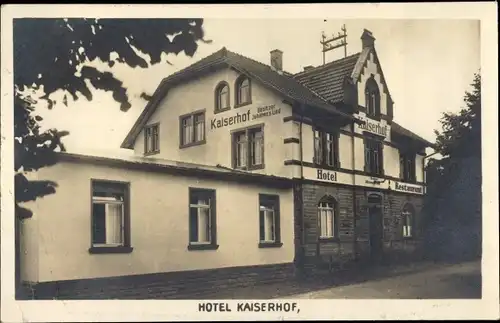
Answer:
19;29;434;298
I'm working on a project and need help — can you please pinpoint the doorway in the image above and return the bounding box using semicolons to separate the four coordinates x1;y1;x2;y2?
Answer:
367;194;384;261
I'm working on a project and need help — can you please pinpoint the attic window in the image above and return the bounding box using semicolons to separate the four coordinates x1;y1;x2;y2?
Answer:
235;76;251;107
215;81;230;112
144;123;160;155
365;77;380;118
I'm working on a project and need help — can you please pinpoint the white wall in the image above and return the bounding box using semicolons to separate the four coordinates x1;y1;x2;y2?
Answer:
133;67;293;178
416;154;425;183
19;216;39;282
357;52;389;116
21;160;294;283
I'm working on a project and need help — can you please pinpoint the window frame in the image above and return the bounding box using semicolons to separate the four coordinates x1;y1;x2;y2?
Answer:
258;194;282;248
179;109;206;149
365;77;381;119
234;75;252;108
144;123;160;156
231;124;265;171
188;187;218;251
317;197;339;241
400;151;417;183
214;81;231;114
401;203;415;239
313;127;341;169
89;179;132;254
364;136;384;176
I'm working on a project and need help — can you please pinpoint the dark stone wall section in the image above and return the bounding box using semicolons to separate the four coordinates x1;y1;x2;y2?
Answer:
23;263;295;300
300;182;425;273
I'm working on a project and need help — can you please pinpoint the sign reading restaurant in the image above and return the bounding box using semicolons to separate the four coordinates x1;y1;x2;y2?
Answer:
393;182;424;194
210;104;281;130
356;115;388;137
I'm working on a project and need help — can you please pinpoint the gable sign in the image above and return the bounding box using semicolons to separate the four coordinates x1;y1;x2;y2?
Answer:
356;115;388;137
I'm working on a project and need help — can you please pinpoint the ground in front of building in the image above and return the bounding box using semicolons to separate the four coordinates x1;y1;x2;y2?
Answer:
211;260;481;300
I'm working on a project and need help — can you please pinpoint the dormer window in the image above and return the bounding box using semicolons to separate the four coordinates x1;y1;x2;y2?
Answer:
235;76;251;107
215;82;230;113
365;76;380;118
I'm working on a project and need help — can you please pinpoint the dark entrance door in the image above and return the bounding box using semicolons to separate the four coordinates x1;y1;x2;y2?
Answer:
367;195;384;261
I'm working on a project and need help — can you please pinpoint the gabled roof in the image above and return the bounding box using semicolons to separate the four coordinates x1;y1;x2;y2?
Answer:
293;47;394;106
293;52;361;103
391;121;436;148
121;47;356;149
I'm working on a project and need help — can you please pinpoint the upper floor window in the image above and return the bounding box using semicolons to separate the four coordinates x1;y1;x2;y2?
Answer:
365;77;380;118
313;129;340;168
232;125;264;170
144;123;159;155
402;203;415;238
400;151;416;183
318;196;338;239
235;76;251;107
215;82;230;112
364;137;384;176
180;110;206;148
90;180;132;254
259;194;282;247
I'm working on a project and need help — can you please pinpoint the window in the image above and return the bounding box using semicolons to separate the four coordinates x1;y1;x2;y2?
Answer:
144;123;160;155
180;110;206;148
318;197;337;239
235;76;251;106
90;180;131;253
313;129;340;168
259;194;281;247
232;125;264;170
402;204;415;238
365;77;380;117
215;82;230;112
188;188;217;250
400;151;416;183
364;138;384;176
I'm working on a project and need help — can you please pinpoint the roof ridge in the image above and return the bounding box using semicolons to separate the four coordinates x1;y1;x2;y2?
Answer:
294;52;361;78
225;48;295;76
226;49;337;106
161;47;228;83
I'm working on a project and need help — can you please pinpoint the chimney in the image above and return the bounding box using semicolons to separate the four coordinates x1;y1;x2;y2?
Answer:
361;29;375;49
270;49;283;72
303;65;314;72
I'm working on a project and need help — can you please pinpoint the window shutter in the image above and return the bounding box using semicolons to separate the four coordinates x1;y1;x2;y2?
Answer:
363;139;369;172
275;197;281;243
189;207;198;243
335;132;341;168
379;142;385;175
259;210;265;241
399;153;404;179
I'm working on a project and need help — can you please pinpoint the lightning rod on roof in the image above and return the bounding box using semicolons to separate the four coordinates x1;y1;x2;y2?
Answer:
320;24;348;65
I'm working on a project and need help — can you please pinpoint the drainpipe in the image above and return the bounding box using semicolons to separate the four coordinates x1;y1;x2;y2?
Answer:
298;103;306;274
351;119;358;262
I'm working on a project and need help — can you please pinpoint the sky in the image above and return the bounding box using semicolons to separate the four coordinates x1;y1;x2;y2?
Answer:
34;18;480;156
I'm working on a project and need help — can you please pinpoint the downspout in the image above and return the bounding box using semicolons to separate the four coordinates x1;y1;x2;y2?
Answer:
298;103;306;274
351;119;358;262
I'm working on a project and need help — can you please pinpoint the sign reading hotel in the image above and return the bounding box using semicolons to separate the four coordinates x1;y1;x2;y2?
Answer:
356;115;388;137
210;104;281;130
316;169;337;182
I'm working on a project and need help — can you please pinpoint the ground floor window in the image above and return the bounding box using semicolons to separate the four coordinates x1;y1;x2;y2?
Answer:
318;197;337;238
402;203;415;238
259;194;281;246
91;180;130;250
188;188;217;250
